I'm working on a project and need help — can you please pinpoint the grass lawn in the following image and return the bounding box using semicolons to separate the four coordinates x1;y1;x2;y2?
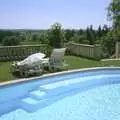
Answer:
64;56;120;69
20;41;41;45
0;62;18;82
0;55;120;83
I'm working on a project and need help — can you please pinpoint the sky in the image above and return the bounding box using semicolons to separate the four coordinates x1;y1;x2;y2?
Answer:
0;0;112;29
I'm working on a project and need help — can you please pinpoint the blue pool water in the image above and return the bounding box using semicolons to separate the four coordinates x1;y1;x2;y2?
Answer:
1;68;120;120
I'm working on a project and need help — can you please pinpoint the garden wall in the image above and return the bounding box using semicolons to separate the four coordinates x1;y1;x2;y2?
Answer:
0;44;49;61
0;43;103;61
67;43;103;59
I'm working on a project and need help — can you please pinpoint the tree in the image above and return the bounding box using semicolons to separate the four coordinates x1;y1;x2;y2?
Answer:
78;29;84;35
107;0;120;29
102;24;110;35
19;34;26;41
38;32;49;44
65;29;75;42
101;30;116;56
70;34;87;44
107;0;120;41
100;0;120;57
97;25;102;39
48;23;65;48
0;30;16;43
2;36;20;46
86;25;96;45
25;31;32;41
31;34;38;41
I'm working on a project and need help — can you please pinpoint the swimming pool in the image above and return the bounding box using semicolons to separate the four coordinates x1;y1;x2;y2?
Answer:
0;67;120;120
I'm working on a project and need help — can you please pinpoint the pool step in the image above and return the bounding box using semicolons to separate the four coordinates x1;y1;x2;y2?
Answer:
21;93;64;112
29;90;46;100
29;75;120;101
21;74;120;112
21;80;94;112
21;97;49;112
21;89;73;113
21;97;39;112
40;74;120;93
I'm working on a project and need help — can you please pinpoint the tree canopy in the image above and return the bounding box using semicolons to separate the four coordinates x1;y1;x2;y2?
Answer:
2;36;20;46
108;0;120;29
48;23;65;48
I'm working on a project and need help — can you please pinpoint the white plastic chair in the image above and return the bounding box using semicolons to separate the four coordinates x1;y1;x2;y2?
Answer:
42;48;68;71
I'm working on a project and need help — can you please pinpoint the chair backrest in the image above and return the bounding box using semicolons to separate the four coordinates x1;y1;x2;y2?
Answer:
49;48;66;66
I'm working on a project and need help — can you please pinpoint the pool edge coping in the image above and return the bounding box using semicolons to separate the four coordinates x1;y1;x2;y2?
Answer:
1;67;120;87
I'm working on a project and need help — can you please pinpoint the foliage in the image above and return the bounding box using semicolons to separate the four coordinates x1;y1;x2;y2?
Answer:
107;0;120;40
86;25;96;45
103;0;120;57
38;32;49;44
0;22;111;54
101;30;116;56
2;36;20;46
31;34;38;41
70;34;87;44
97;25;103;39
65;29;75;42
0;30;18;43
19;34;26;41
48;22;65;48
0;23;111;47
107;0;120;29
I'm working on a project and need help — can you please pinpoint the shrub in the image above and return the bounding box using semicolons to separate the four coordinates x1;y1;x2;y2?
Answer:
2;36;20;46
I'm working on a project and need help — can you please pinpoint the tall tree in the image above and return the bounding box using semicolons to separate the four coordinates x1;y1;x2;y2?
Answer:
100;0;120;57
101;30;116;56
86;25;96;45
48;23;65;48
108;0;120;41
97;25;102;39
108;0;120;29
